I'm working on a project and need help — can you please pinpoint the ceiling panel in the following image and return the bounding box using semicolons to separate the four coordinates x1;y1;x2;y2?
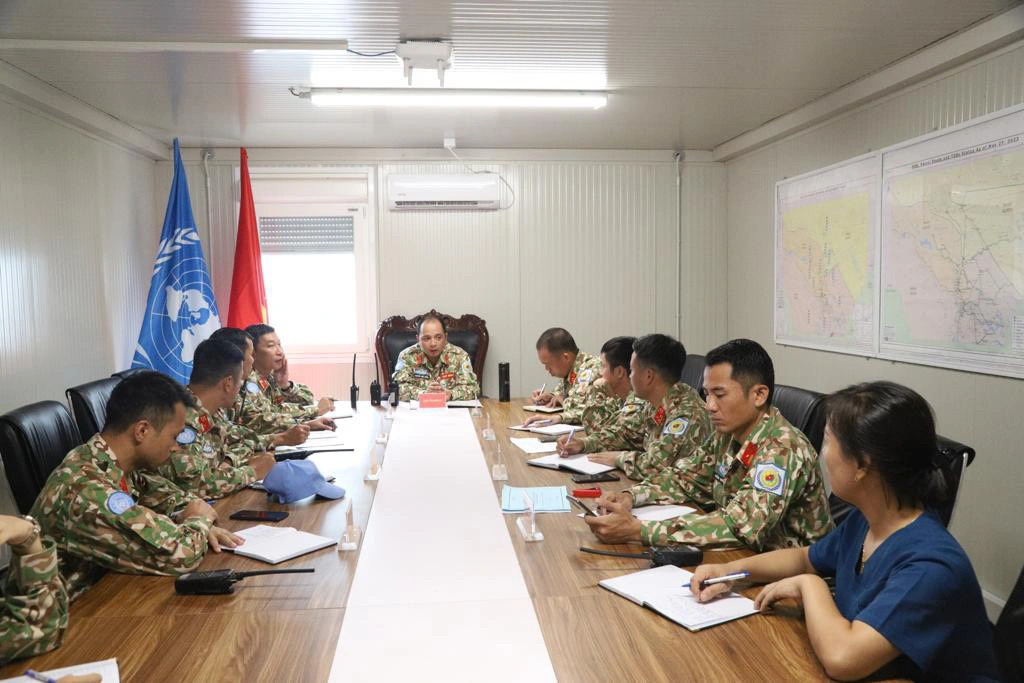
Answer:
0;0;1015;149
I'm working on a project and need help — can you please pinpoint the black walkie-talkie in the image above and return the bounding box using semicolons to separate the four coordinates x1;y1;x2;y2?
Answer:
350;352;359;409
369;353;382;406
175;568;315;595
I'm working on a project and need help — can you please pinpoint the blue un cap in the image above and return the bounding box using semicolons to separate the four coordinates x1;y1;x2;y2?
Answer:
263;460;346;504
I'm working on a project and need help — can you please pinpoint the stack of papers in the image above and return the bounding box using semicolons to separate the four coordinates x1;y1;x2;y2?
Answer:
500;485;570;513
527;453;614;475
600;565;758;631
230;525;337;564
510;437;558;454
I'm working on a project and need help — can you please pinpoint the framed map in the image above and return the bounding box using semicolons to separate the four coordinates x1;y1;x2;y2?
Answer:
880;107;1024;378
774;154;880;355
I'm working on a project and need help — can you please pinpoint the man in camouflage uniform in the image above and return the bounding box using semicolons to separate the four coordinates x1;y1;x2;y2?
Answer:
525;327;605;426
0;514;68;664
553;336;643;443
157;339;276;498
392;314;479;401
31;371;244;599
560;334;711;481
586;339;832;551
245;324;334;421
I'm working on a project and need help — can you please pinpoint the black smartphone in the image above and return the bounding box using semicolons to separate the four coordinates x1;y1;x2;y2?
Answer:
229;510;289;522
571;471;620;483
567;495;598;517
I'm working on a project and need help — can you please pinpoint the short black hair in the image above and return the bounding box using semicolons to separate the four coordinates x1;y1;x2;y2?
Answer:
705;338;775;405
536;328;578;354
104;371;195;433
189;338;244;388
418;314;447;335
245;323;275;345
601;336;636;375
210;326;252;355
632;334;687;383
825;381;949;510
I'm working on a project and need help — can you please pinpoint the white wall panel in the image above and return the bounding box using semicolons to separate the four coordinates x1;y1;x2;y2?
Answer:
0;95;157;517
725;41;1024;615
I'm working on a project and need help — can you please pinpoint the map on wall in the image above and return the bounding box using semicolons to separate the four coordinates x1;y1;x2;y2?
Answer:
880;109;1024;377
775;155;879;355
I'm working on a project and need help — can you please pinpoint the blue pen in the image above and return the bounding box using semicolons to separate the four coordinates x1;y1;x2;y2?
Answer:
24;670;57;683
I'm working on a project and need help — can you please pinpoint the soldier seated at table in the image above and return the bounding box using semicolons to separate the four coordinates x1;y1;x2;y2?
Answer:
586;339;832;551
156;338;277;499
209;326;311;452
245;323;336;420
689;381;1000;682
524;327;606;426
556;334;711;481
31;371;244;600
0;514;68;665
392;314;480;401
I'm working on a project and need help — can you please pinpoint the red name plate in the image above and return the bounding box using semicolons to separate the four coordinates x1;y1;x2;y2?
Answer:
418;392;448;409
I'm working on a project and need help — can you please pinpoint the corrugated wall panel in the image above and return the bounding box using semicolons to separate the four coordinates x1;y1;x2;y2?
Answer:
0;96;157;518
725;41;1024;615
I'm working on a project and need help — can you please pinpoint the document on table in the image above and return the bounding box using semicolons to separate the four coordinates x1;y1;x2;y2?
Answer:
324;407;354;419
501;485;570;513
447;399;483;408
528;423;576;436
1;658;120;682
522;405;563;413
632;505;697;522
600;564;757;631
527;453;614;475
510;437;558;454
230;524;337;564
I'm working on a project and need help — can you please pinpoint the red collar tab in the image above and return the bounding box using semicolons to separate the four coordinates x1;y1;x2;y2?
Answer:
568;371;578;386
119;476;130;493
740;442;758;468
257;377;269;390
653;406;666;426
198;415;212;433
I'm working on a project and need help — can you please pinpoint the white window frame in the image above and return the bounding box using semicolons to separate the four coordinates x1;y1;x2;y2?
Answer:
241;165;379;363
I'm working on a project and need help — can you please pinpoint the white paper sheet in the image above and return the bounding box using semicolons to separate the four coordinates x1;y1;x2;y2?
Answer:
1;659;120;683
632;505;697;521
510;437;558;454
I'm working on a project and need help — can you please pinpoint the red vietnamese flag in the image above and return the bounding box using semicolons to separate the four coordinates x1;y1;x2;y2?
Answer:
227;148;268;327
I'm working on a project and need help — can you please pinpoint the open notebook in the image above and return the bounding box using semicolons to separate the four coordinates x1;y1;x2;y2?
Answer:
522;405;563;413
229;525;337;564
600;564;758;632
527;453;615;475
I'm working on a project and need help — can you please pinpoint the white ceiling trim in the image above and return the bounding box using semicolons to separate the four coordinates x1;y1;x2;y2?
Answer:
0;58;168;159
712;4;1024;161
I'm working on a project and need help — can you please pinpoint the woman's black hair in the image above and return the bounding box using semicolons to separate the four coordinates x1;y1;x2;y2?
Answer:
825;381;950;510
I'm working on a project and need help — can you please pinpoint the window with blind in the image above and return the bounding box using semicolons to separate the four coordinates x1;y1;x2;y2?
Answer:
251;171;375;357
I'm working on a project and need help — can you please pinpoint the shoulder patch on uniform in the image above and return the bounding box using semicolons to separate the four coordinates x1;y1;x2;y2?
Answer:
622;403;640;414
578;368;594;385
752;462;787;496
662;417;690;436
245;380;261;394
715;462;730;480
202;442;214;455
106;491;136;515
176;427;197;445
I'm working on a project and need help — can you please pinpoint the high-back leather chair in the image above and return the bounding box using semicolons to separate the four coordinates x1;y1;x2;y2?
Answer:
996;564;1024;683
375;310;489;392
66;376;121;440
680;354;706;395
933;434;974;528
111;368;147;380
0;401;82;513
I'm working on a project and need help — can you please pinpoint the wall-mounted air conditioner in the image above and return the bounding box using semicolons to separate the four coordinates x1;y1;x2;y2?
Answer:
387;174;501;210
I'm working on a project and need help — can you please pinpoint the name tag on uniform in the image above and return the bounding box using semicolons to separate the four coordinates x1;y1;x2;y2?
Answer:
662;417;690;436
414;368;430;378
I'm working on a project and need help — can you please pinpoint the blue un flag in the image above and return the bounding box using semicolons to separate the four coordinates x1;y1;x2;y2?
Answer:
131;138;221;384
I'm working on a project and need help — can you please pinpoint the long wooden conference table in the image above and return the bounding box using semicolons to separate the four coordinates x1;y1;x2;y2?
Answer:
1;399;836;682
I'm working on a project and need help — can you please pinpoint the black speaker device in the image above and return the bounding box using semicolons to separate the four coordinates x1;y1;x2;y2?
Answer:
498;362;510;402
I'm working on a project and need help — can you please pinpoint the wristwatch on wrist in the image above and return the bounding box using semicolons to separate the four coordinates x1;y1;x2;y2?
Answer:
10;514;41;554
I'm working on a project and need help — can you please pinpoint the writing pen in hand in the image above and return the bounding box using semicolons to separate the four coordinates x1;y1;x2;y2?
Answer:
696;571;750;589
559;427;576;455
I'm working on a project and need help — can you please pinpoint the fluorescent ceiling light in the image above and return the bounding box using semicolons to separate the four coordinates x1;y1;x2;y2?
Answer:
301;88;608;109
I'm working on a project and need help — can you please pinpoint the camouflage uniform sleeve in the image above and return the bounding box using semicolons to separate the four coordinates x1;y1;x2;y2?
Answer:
616;408;712;481
582;399;646;452
280;381;314;405
393;350;430;400
273;398;319;421
629;441;717;508
0;540;69;665
237;394;300;435
446;352;479;401
134;470;198;513
61;483;212;576
222;422;266;466
159;443;257;500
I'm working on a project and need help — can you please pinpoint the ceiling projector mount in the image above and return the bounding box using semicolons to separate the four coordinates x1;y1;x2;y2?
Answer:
394;40;452;86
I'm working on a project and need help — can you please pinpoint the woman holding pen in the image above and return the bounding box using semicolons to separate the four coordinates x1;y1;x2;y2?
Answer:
690;381;999;682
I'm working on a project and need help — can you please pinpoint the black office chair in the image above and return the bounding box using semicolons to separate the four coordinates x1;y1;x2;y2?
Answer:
66;376;121;440
0;401;82;513
995;564;1024;683
375;310;489;393
680;354;706;395
933;435;975;529
111;368;147;380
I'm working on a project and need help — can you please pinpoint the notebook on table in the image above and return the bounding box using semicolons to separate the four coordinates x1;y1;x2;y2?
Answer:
599;564;758;632
229;524;337;564
527;453;615;475
523;405;563;413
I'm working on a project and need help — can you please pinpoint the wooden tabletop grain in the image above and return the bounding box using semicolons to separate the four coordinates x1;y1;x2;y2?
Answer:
1;400;846;682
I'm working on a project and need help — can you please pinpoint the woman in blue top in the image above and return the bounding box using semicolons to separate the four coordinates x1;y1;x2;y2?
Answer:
691;381;1000;681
